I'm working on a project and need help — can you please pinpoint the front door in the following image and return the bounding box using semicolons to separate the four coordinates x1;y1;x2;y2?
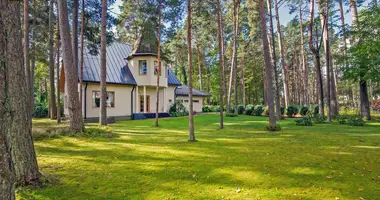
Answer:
140;95;150;113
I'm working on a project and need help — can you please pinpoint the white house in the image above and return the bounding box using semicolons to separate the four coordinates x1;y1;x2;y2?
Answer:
60;28;210;121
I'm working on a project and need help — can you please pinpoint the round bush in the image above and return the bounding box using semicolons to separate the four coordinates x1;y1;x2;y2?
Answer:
300;106;309;116
245;104;254;115
253;105;264;116
238;105;245;115
286;105;299;118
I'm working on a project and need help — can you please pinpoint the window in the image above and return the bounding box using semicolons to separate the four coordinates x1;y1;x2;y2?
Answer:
139;60;147;75
154;61;161;76
193;100;199;103
92;91;115;108
169;99;172;103
184;100;189;103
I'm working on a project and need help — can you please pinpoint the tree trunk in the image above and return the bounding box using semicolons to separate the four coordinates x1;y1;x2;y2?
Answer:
216;0;224;129
155;0;162;127
187;0;195;141
99;0;108;126
299;2;308;105
330;58;339;115
274;0;290;108
57;0;84;132
240;53;245;107
319;0;331;121
349;0;358;26
267;0;281;119
79;0;85;118
49;0;57;119
72;0;79;102
233;0;240;114
24;0;32;115
0;1;16;198
259;0;276;127
2;0;40;186
196;41;202;91
360;80;371;120
56;10;62;124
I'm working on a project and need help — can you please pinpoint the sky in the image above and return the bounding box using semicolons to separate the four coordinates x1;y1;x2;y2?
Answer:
110;0;372;27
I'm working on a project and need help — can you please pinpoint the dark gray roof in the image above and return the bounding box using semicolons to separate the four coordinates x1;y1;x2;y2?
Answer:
129;22;158;58
175;85;211;97
79;42;137;85
168;68;181;86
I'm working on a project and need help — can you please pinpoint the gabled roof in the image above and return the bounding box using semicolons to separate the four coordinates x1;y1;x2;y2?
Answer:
175;85;211;97
168;68;181;86
79;42;137;85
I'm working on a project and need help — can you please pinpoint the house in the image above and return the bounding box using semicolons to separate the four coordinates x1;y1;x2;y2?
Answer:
60;29;210;121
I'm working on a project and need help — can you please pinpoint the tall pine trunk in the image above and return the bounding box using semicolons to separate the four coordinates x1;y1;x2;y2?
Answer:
187;0;195;141
259;0;276;127
72;0;79;103
233;0;239;114
299;2;308;105
267;0;281;119
274;0;290;108
196;41;202;91
49;0;57;119
2;0;40;185
155;0;162;127
57;0;84;132
216;0;224;129
0;1;16;198
56;10;62;124
240;53;245;107
99;0;108;125
79;0;85;117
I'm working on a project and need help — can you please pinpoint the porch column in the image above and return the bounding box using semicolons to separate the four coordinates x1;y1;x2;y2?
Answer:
135;86;139;113
163;87;167;112
143;86;147;113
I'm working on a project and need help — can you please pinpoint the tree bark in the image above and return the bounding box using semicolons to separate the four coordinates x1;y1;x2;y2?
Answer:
72;0;79;102
259;0;276;126
216;0;224;129
2;0;40;186
196;41;202;91
155;0;162;127
308;0;324;115
79;0;85;118
267;0;281;119
274;0;290;108
0;1;16;198
49;0;57;119
24;0;32;115
57;0;84;132
99;0;108;126
319;0;332;121
233;0;240;114
187;0;195;141
56;9;62;124
240;53;245;107
299;2;308;105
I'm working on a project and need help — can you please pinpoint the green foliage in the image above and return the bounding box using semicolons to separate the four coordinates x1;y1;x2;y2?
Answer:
264;124;281;132
280;106;285;115
33;100;48;118
286;105;299;118
225;113;238;117
253;105;264;116
237;105;245;115
314;105;319;115
300;106;309;116
295;117;313;126
313;114;327;124
202;105;211;112
244;104;255;115
347;115;365;126
169;101;189;117
335;115;348;124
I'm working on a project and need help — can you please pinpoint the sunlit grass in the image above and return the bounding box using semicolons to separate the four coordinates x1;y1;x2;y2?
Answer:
17;115;380;200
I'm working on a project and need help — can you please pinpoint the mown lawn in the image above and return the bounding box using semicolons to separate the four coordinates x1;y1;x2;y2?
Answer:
19;114;380;200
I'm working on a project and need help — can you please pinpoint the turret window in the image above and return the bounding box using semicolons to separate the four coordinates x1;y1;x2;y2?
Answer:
139;60;147;75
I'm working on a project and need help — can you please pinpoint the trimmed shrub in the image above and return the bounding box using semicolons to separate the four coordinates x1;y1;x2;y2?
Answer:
169;101;188;117
347;115;365;126
226;113;238;117
295;117;313;126
238;105;245;115
202;105;211;112
314;105;319;115
264;124;281;131
214;105;221;112
300;106;309;116
280;106;285;115
336;115;348;124
286;105;299;118
313;114;326;124
253;105;264;116
245;104;255;115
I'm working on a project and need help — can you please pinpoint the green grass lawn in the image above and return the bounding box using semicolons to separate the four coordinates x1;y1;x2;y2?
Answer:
19;114;380;200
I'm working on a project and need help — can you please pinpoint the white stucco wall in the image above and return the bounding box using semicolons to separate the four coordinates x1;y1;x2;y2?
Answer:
128;56;168;87
83;83;133;118
176;96;205;113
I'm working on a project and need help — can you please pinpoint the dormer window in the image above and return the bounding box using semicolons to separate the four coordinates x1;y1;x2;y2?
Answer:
154;61;161;76
139;60;147;75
